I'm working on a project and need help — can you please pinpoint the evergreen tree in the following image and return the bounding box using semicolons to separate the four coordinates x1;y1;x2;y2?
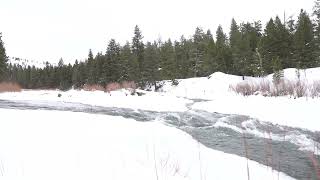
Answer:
272;56;284;85
132;25;145;85
215;25;232;73
144;41;161;90
160;39;176;81
72;60;81;88
0;33;8;81
293;9;317;68
191;27;206;77
103;39;121;84
260;18;278;74
313;0;320;65
87;49;96;85
202;29;216;76
119;42;131;82
229;19;242;75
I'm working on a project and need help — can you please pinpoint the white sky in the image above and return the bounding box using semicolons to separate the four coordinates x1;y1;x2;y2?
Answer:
0;0;315;64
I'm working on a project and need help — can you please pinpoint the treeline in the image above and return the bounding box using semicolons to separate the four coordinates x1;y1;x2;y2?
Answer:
2;3;320;90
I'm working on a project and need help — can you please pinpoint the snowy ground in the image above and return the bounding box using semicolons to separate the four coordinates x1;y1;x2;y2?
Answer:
0;67;319;179
1;67;319;131
0;89;191;112
162;67;320;132
0;109;294;180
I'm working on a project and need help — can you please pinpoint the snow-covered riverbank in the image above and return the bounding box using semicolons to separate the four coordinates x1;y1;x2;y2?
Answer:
0;108;294;180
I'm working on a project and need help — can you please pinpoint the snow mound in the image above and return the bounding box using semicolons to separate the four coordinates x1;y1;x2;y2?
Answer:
0;109;294;180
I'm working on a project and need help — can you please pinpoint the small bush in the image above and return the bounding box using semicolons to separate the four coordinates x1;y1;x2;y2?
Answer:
171;79;179;86
105;82;121;92
83;84;105;91
121;81;136;90
310;81;320;98
229;82;256;96
230;79;311;98
294;81;307;98
0;82;22;92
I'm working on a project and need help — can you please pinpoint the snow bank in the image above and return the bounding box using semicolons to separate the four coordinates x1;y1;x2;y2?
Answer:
192;95;320;131
162;67;320;99
0;89;191;112
0;67;319;131
0;108;294;180
160;67;320;131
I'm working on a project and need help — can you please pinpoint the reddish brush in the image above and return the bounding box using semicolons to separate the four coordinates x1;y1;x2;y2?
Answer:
105;82;121;92
83;84;105;91
0;82;22;92
121;81;136;90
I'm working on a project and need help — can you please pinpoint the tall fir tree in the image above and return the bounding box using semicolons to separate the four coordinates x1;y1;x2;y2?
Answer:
293;9;317;68
0;33;8;81
119;42;131;82
160;39;176;81
132;25;145;86
313;0;320;65
103;39;121;83
215;25;232;73
191;27;207;77
87;49;96;85
144;41;161;90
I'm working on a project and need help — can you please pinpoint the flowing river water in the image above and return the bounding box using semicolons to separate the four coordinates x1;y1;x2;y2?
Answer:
0;99;319;180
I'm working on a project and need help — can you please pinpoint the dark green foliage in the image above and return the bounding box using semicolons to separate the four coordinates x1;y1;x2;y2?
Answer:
5;4;320;90
144;41;161;90
293;10;317;68
272;57;284;85
0;33;8;82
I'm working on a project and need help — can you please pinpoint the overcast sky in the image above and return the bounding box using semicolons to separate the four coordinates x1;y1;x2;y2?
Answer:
0;0;315;64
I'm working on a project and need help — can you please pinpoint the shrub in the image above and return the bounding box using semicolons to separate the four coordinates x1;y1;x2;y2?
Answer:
294;81;307;98
230;79;310;98
105;82;121;92
0;82;22;92
171;79;179;86
83;84;105;91
121;81;136;90
310;81;320;98
229;82;256;96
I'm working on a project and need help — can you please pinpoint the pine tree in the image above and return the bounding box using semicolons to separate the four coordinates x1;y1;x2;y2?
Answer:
229;19;242;75
87;49;96;85
293;9;317;68
103;39;121;84
313;0;320;65
215;25;232;73
202;29;216;76
272;56;284;85
132;25;145;85
191;27;206;77
260;18;278;74
119;42;131;82
144;41;161;90
0;33;8;81
175;36;193;78
160;39;176;81
72;60;81;88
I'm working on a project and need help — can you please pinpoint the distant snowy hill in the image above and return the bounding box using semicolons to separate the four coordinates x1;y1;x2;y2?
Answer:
7;56;57;69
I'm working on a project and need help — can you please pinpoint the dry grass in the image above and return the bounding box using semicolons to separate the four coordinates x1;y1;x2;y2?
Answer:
310;81;320;98
83;81;136;93
83;84;105;91
105;82;122;92
0;82;21;92
121;81;136;90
